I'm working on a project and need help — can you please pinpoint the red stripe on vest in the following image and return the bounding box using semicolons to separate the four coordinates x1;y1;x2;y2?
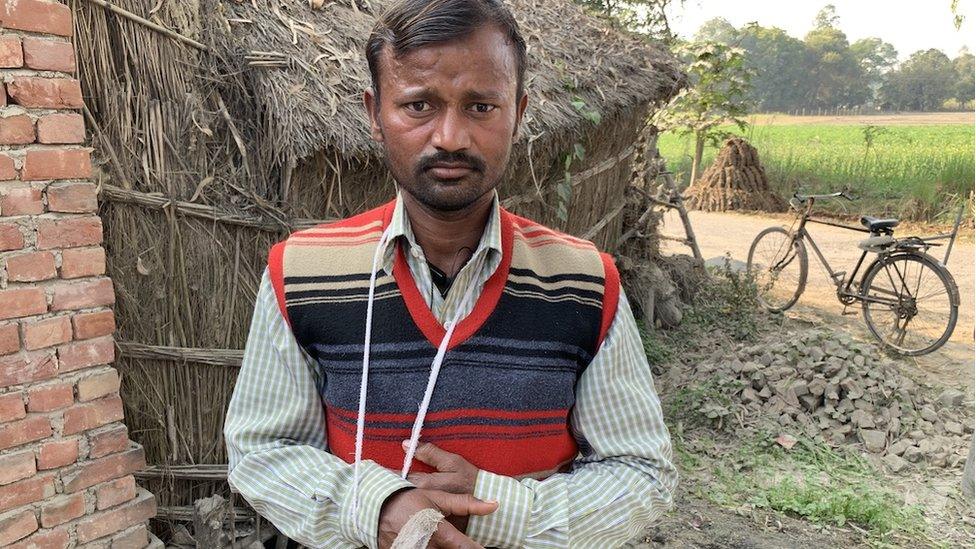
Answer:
598;252;620;349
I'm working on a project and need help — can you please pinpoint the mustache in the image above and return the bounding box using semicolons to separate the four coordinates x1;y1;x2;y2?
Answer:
416;151;485;174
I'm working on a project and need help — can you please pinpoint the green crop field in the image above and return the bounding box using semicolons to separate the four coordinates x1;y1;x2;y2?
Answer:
657;122;975;223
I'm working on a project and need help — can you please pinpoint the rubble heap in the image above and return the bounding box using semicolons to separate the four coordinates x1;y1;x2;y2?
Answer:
687;329;971;472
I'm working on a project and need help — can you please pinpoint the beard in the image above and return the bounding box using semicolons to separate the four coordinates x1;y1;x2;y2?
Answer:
384;147;503;212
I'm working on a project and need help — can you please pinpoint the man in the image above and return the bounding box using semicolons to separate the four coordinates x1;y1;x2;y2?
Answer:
224;1;676;548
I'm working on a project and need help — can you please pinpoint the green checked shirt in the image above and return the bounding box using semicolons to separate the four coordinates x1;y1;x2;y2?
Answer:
225;191;677;549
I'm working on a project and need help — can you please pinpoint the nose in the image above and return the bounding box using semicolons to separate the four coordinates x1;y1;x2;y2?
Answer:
430;107;471;152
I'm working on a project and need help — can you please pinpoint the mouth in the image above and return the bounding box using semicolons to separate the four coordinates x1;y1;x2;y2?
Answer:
427;164;474;179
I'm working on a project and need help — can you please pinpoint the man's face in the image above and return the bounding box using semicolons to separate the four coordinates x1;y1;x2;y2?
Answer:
364;25;528;212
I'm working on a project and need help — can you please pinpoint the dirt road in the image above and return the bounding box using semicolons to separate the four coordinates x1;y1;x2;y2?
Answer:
661;209;975;392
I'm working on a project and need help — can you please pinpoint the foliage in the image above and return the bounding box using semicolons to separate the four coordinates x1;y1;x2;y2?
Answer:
690;12;972;111
658;122;975;222
880;49;959;111
654;41;752;182
574;0;681;40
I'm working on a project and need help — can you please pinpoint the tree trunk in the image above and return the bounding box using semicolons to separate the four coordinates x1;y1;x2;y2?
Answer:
689;132;705;186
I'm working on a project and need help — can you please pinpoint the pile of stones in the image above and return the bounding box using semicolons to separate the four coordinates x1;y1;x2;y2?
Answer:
687;329;972;472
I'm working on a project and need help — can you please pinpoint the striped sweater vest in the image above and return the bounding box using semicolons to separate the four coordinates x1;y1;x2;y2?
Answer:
267;199;620;479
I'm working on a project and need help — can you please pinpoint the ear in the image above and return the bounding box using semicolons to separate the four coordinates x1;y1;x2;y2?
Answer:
512;91;528;143
363;87;384;143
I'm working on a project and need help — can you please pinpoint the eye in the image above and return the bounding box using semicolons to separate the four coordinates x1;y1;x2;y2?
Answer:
405;101;431;113
471;103;496;114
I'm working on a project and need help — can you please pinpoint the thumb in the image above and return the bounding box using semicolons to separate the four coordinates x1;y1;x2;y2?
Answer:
404;440;456;470
426;491;498;517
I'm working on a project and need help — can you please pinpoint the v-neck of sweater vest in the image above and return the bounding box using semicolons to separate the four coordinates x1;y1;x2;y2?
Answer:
380;200;515;352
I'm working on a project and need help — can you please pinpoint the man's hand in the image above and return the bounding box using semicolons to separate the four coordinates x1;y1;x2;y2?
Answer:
377;487;496;549
404;441;479;495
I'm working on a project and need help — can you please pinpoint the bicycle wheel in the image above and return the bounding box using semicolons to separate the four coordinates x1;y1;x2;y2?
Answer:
859;252;959;356
747;226;808;312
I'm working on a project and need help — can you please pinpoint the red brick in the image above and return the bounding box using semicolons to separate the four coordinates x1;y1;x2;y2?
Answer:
45;183;96;213
39;492;84;528
87;425;128;459
36;113;84;145
21;149;91;181
0;0;72;36
0;115;35;145
0;510;37;546
60;247;105;279
0;287;46;321
56;336;114;373
110;523;147;549
0;450;36;485
36;438;78;470
72;310;115;340
0;474;54;513
21;316;71;351
26;382;72;412
0;36;23;68
62;447;144;494
5;78;81;109
0;323;19;355
76;489;154;543
0;415;51;450
0;186;43;216
62;394;123;435
49;278;114;313
0;154;15;180
21;38;74;73
36;217;102;250
0;392;25;423
77;370;119;402
0;351;56;389
7;527;69;549
0;222;24;250
6;251;57;283
95;475;135;510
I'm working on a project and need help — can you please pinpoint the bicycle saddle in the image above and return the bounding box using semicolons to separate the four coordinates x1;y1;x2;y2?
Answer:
860;216;899;231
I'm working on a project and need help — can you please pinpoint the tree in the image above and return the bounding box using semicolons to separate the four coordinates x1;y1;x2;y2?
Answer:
575;0;683;40
952;49;975;104
813;4;840;29
738;24;816;111
804;26;869;107
653;41;753;185
881;49;956;110
850;37;898;104
694;17;738;44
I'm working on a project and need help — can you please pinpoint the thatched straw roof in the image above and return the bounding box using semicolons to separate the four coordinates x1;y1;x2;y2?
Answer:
207;0;685;163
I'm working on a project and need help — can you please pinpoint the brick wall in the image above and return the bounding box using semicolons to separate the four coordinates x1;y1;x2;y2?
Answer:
0;1;157;547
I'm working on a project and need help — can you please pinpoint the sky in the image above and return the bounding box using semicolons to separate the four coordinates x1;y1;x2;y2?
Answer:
665;0;974;61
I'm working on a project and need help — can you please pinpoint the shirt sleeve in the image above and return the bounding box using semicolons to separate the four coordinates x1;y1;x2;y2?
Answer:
465;286;678;548
224;267;412;549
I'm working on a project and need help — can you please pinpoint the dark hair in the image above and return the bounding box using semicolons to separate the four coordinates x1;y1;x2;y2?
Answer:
365;0;528;105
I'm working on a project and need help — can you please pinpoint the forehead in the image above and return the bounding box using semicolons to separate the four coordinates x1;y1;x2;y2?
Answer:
379;25;518;96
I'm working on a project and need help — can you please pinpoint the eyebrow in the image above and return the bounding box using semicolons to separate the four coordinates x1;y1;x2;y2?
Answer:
399;87;506;102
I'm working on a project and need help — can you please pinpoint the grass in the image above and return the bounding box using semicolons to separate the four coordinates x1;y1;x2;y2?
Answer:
658;122;975;223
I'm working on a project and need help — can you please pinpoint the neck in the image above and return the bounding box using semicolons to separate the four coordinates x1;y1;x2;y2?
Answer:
400;190;494;277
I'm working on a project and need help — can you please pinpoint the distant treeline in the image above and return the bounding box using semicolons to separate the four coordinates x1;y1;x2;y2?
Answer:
691;10;975;112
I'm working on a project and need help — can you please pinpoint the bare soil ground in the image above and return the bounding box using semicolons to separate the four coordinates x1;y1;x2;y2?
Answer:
748;112;975;126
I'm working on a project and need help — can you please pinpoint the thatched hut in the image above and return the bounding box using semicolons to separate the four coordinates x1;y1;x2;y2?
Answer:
70;0;684;525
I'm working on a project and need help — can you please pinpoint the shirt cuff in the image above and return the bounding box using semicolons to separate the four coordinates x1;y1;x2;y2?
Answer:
466;470;532;549
338;460;413;549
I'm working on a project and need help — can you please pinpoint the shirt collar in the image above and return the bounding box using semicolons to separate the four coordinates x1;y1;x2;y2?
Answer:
381;189;503;275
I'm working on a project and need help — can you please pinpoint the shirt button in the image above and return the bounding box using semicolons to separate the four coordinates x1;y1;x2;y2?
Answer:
411;248;421;258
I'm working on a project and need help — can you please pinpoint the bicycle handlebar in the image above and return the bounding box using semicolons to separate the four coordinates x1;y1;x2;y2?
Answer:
793;190;858;201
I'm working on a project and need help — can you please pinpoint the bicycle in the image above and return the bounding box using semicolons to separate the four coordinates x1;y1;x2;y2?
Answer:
746;191;963;356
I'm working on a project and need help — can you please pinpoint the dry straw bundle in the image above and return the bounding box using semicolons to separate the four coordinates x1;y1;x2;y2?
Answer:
70;0;685;526
685;137;787;213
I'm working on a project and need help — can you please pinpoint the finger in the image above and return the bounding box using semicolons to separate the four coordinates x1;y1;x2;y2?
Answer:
429;520;484;549
406;472;430;488
427;491;498;517
403;440;459;471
